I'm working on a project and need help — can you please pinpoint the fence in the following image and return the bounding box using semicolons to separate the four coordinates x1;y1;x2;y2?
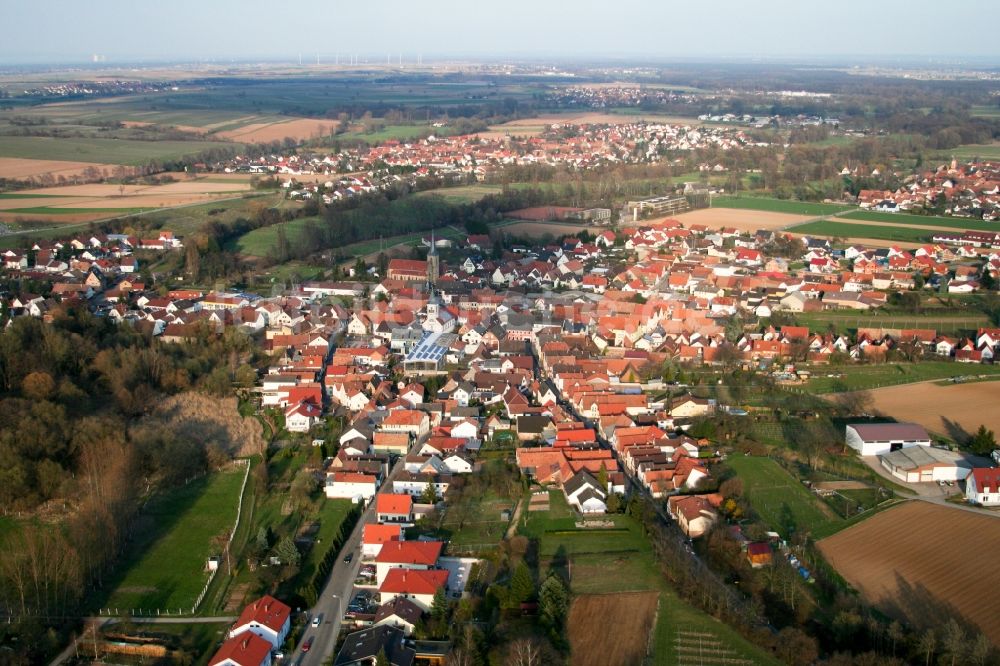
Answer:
191;458;251;614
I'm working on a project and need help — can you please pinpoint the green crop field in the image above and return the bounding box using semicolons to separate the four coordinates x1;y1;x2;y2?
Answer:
727;456;843;538
3;206;154;215
415;184;502;204
711;196;852;216
0;135;240;166
939;143;1000;161
795;311;991;336
100;465;247;613
804;361;1000;393
789;220;932;242
842;210;1000;232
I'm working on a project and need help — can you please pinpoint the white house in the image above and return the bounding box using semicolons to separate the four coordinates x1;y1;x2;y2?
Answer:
228;595;291;649
966;468;1000;506
563;471;607;514
845;423;931;457
325;472;379;503
284;400;322;433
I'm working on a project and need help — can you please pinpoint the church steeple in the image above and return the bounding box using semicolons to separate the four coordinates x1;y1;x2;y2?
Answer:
427;227;439;286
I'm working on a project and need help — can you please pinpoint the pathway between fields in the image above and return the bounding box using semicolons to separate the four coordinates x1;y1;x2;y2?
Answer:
504;496;526;540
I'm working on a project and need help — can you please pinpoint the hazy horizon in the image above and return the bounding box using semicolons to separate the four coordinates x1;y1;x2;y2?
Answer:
3;0;999;66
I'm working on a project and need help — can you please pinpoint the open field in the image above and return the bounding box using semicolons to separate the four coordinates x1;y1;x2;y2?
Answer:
842;210;1000;233
937;142;1000;161
0;157;124;180
414;184;501;204
727;456;845;539
0;177;255;225
0;135;238;167
818;501;1000;644
805;361;1000;394
501;220;604;238
865;379;1000;440
673;207;814;232
568;592;659;666
710;196;852;216
216;118;338;143
789;219;932;243
100;465;247;613
795;310;991;336
519;492;778;664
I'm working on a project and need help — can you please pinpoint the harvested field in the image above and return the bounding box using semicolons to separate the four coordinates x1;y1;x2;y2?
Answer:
673;207;814;232
216;118;337;142
0;157;122;180
568;592;658;666
866;379;1000;439
818;501;1000;644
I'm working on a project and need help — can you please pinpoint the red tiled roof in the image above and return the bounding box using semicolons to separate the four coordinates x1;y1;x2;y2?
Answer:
379;568;449;595
374;540;443;566
233;595;290;634
376;493;413;515
209;633;272;666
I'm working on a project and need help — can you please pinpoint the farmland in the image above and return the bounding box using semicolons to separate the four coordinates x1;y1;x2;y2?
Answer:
0;157;124;181
788;219;932;243
804;361;1000;393
794;310;992;336
519;491;778;664
841;210;1000;233
818;501;1000;644
937;142;1000;161
99;464;248;613
0;135;238;166
414;184;502;204
863;379;1000;439
726;456;844;539
673;207;814;232
709;196;852;216
568;592;659;666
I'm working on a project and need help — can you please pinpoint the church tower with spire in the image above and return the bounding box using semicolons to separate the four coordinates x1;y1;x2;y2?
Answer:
426;228;440;286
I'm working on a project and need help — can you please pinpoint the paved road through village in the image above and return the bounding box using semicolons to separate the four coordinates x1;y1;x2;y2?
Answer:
293;456;405;666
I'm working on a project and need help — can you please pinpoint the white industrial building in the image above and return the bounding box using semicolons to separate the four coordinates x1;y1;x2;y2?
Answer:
878;446;973;483
845;422;931;457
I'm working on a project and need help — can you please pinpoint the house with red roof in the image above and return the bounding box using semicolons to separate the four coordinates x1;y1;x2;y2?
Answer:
375;493;414;523
378;568;449;611
966;468;1000;506
362;523;403;558
228;595;291;648
374;540;443;586
209;632;273;666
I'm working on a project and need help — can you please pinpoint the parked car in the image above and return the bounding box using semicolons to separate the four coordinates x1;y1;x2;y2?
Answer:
343;551;354;564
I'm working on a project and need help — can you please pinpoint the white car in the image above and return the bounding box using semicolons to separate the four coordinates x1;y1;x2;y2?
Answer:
312;615;321;627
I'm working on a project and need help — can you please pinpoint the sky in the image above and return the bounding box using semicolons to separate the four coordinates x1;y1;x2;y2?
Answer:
2;0;998;65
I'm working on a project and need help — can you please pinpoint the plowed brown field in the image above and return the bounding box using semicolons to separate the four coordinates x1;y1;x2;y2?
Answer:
818;501;1000;643
568;591;658;666
216;118;336;142
673;208;813;232
0;157;122;180
866;379;1000;438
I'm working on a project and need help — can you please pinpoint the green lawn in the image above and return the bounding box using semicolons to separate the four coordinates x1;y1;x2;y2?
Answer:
727;456;843;539
711;196;852;216
294;498;354;584
842;210;1000;232
0;135;240;166
440;490;514;549
100;465;248;613
804;361;1000;393
789;220;931;242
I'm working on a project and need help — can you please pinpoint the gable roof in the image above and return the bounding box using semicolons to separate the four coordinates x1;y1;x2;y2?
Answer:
209;633;272;666
379;567;449;595
374;540;443;566
233;595;290;634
